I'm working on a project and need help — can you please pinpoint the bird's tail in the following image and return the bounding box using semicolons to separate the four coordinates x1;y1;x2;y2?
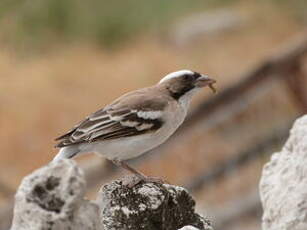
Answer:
53;146;79;162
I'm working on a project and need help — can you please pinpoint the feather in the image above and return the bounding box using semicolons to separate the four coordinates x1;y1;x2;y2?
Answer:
55;90;167;148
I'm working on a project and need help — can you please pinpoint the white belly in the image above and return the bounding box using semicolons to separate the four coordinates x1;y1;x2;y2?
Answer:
80;101;187;161
92;133;168;160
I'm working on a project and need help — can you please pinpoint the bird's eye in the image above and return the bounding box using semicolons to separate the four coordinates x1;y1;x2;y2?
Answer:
183;75;190;80
193;72;201;80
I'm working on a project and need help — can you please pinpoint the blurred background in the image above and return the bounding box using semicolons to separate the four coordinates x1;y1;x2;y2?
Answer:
0;0;307;229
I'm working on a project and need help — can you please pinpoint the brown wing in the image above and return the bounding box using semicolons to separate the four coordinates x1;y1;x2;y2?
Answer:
55;89;168;148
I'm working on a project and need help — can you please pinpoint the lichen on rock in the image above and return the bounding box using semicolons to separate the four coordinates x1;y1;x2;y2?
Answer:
10;160;213;230
97;176;213;230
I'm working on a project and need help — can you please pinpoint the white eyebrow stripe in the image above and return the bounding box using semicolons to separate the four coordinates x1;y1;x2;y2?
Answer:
159;70;194;84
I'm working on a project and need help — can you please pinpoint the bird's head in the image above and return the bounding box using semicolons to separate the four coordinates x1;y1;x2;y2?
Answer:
158;70;216;100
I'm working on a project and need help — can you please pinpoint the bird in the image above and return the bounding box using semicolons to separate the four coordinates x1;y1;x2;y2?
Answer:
53;70;216;184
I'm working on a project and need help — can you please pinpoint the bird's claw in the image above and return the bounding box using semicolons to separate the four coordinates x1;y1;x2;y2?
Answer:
123;175;167;188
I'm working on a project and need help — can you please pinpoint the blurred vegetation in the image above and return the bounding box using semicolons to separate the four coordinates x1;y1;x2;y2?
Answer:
0;0;237;49
0;0;305;49
268;0;306;22
0;0;200;48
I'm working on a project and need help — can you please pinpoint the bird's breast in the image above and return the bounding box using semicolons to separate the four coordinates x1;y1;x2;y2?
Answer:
161;101;187;135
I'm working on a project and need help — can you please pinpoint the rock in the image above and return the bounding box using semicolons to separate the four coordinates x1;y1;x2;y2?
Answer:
260;115;307;230
11;160;213;230
178;226;201;230
97;176;213;230
11;159;101;230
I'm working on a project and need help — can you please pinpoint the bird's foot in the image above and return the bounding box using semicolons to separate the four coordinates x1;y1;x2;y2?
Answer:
140;176;166;184
123;174;167;188
111;160;167;187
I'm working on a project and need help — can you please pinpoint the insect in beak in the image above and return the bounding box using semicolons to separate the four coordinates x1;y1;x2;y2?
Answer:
195;75;217;93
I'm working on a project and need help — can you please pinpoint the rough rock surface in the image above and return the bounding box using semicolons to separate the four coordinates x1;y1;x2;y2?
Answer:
11;160;213;230
97;176;213;230
178;226;201;230
11;160;101;230
260;115;307;230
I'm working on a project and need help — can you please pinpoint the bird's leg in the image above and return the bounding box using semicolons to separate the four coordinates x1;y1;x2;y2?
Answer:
112;159;147;180
111;160;165;187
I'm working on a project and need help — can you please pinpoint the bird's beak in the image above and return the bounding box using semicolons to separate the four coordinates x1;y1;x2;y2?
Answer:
195;75;217;93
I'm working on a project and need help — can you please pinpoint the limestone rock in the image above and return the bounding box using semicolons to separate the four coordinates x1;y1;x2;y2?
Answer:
260;115;307;230
97;176;213;230
178;226;201;230
10;160;214;230
11;159;101;230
